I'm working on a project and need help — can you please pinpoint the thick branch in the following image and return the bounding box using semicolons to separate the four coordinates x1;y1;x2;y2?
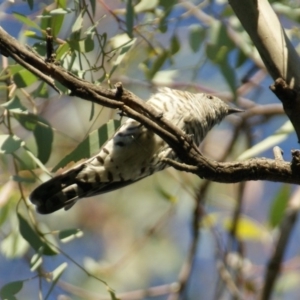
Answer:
1;26;300;184
229;0;300;141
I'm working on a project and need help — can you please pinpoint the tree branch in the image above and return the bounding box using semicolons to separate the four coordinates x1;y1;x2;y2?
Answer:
229;0;300;141
1;26;300;185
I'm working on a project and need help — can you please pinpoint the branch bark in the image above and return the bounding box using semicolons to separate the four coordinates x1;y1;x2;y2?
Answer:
1;26;300;185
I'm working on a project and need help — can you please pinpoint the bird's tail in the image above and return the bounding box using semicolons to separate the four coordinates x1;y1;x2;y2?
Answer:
29;165;91;214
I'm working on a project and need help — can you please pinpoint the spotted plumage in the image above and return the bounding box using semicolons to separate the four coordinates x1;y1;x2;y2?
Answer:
29;88;242;214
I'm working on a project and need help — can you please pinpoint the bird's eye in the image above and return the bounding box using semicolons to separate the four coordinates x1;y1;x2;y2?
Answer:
207;95;213;100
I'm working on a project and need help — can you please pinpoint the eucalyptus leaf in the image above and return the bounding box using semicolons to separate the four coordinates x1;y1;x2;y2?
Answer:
0;135;23;154
126;0;134;38
0;281;23;299
52;119;121;172
18;213;58;256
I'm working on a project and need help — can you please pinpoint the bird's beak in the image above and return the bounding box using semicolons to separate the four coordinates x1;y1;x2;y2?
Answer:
228;107;244;114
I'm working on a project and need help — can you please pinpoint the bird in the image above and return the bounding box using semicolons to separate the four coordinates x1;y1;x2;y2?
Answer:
29;88;242;214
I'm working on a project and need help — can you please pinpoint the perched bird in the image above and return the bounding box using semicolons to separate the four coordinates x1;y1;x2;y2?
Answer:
30;88;242;214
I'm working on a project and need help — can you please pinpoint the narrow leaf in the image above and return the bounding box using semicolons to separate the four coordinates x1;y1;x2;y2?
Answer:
13;69;38;88
189;24;205;52
0;281;23;299
13;12;40;30
18;213;57;256
108;288;121;300
49;8;71;15
14;113;53;164
30;250;43;271
126;0;134;38
269;185;290;228
12;175;35;183
45;263;68;300
89;0;96;16
52;119;121;172
26;0;34;10
220;61;237;96
145;50;169;80
0;135;22;154
0;96;27;112
156;186;177;203
135;0;158;13
170;35;180;55
1;230;29;258
110;38;136;77
24;147;52;176
72;13;83;33
237;121;293;160
51;14;65;37
59;229;83;242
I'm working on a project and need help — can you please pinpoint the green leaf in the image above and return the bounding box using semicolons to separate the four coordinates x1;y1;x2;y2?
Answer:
158;0;176;32
12;175;35;183
135;0;158;13
84;34;95;53
26;0;34;10
1;230;29;258
237;121;293;160
108;288;121;300
13;69;38;88
89;102;95;121
18;213;58;256
24;147;51;176
189;24;205;52
170;35;180;55
219;60;237;96
0;202;10;227
51;13;66;37
57;0;67;9
13;113;53;164
68;35;94;53
207;20;235;57
235;49;248;68
156;186;177;203
30;249;43;271
72;13;83;33
39;9;52;31
89;0;96;16
49;8;71;15
58;228;83;242
159;19;168;33
110;37;136;77
0;281;23;299
52;119;121;172
32;82;49;98
45;263;68;300
160;0;176;11
56;42;70;60
269;185;290;228
144;50;169;80
126;0;134;38
0;135;23;154
0;96;27;113
206;20;237;94
32;118;53;164
13;12;40;30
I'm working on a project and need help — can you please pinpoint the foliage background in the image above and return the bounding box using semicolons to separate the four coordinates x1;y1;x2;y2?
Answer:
0;0;300;299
